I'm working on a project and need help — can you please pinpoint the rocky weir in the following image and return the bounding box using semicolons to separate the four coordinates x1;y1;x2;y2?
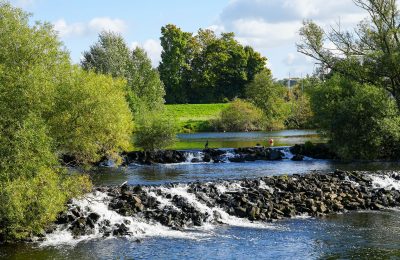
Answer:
120;143;333;165
42;170;400;244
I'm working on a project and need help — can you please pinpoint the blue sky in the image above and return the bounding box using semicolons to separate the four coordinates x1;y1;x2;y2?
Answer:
11;0;367;79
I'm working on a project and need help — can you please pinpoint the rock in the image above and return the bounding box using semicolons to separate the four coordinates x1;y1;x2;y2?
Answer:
88;212;101;223
291;154;304;161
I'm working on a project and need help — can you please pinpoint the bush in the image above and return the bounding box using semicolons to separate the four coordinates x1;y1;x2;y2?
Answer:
134;112;177;151
48;67;134;164
0;3;91;241
310;74;400;160
213;99;265;131
0;115;91;241
246;70;289;129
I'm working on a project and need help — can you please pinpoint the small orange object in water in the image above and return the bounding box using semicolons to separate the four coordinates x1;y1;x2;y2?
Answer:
269;138;274;146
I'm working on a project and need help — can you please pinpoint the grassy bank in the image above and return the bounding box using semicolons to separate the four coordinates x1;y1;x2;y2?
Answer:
164;103;229;132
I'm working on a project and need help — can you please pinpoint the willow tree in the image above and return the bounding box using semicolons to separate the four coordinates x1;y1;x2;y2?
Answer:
297;0;400;109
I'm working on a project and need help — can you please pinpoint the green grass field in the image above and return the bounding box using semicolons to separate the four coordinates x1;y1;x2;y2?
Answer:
164;103;229;132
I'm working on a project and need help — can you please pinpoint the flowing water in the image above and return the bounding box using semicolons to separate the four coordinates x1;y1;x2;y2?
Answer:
1;130;400;259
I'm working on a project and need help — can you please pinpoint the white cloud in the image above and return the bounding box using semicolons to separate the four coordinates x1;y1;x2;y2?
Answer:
88;17;127;34
131;39;162;67
233;19;301;48
213;0;369;78
53;19;86;38
53;17;127;38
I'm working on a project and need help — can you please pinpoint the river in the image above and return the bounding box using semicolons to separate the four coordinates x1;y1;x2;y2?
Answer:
1;130;400;259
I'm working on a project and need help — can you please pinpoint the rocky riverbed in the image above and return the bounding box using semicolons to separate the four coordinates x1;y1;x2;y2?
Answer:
47;170;400;241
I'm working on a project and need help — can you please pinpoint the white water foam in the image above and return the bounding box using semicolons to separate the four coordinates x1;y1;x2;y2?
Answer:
259;180;274;194
369;173;400;191
41;191;208;247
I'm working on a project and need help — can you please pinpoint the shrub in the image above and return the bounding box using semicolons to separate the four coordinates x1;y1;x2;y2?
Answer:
310;74;400;160
0;115;91;241
246;70;289;129
134;112;177;151
213;99;265;131
48;68;134;164
0;3;91;241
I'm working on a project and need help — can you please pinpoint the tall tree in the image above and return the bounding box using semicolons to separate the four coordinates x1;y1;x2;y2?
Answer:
159;24;193;103
297;0;400;109
159;25;267;104
81;31;131;78
81;32;165;112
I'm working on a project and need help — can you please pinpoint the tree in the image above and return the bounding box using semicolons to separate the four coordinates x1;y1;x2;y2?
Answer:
0;2;90;241
48;67;134;164
128;47;165;113
309;74;400;160
82;32;165;112
297;0;400;110
159;24;267;104
134;111;177;151
245;70;289;129
81;31;131;78
159;24;193;103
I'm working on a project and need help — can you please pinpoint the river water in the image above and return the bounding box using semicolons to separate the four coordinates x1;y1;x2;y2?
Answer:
1;130;400;259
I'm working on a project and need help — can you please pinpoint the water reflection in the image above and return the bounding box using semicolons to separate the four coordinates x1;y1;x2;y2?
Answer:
172;130;323;150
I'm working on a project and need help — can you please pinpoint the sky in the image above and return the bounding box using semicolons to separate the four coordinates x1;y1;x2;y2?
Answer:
11;0;368;79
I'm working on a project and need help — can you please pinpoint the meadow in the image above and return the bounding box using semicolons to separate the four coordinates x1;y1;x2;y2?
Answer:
164;103;229;132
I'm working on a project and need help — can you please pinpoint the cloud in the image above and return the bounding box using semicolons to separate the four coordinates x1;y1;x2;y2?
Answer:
131;39;162;67
233;19;301;48
213;0;368;78
53;17;127;38
53;19;86;38
88;17;127;34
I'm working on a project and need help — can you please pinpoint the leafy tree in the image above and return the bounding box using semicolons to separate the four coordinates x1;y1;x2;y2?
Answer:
134;111;177;151
213;99;265;131
81;31;131;78
245;70;289;129
128;47;165;113
82;32;165;112
297;0;400;110
0;2;90;241
159;24;193;103
159;24;267;104
284;80;314;129
0;115;91;241
244;46;267;82
310;74;400;160
48;67;134;164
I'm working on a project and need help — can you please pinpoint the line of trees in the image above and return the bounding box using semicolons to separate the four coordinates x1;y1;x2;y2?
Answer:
159;24;267;104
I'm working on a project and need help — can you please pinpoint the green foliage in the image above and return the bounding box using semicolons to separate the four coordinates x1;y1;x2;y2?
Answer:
0;2;92;241
213;99;265;131
245;70;289;129
284;81;314;129
159;24;193;104
164;103;229;132
82;32;165;112
48;67;134;164
310;74;400;160
134;112;177;151
0;115;92;241
159;24;267;104
128;47;165;113
297;1;400;110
